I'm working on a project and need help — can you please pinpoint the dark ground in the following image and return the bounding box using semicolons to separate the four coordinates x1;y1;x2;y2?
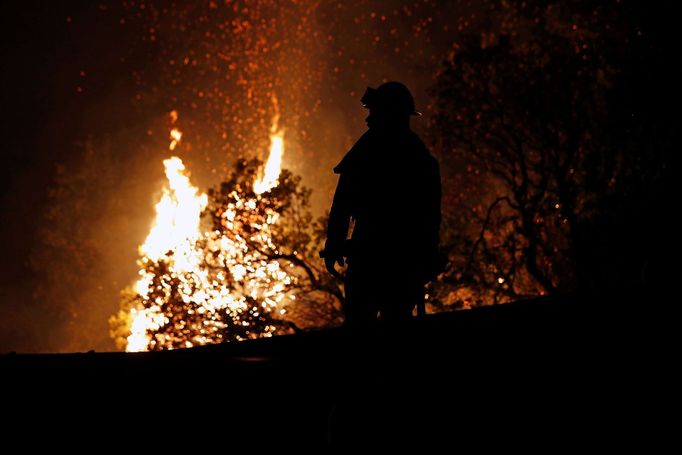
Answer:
2;294;669;451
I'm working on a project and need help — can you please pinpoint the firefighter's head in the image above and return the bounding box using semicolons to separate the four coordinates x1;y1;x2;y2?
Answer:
361;81;420;130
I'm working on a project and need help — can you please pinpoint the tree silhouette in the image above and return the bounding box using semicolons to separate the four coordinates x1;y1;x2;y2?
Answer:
430;1;673;306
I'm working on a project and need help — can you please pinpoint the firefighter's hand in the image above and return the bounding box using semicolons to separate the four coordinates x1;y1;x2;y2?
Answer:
325;255;345;281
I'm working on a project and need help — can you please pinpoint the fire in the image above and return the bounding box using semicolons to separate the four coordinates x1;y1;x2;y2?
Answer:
138;157;208;267
253;130;284;194
254;96;284;194
124;112;292;352
169;128;182;151
126;155;209;352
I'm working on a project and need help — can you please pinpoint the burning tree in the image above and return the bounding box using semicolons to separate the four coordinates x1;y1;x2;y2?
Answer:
111;121;343;352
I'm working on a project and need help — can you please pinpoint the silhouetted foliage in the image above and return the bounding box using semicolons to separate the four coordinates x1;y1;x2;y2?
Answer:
206;158;345;330
430;1;674;306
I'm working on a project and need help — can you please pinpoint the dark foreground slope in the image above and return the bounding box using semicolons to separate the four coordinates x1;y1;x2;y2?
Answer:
1;295;664;450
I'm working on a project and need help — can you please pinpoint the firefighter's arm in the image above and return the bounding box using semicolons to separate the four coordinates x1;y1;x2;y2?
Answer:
323;172;352;278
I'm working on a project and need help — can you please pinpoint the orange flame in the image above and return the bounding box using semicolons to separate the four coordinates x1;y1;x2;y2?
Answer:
169;128;183;151
125;108;292;352
254;96;284;194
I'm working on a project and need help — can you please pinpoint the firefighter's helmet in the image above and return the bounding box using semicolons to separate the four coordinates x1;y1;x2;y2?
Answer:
360;81;421;116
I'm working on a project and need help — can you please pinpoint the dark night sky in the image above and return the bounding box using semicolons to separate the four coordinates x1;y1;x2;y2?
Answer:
0;1;674;353
1;3;129;275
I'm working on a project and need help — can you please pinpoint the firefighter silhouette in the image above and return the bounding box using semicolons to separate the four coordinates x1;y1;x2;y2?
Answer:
323;81;442;329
